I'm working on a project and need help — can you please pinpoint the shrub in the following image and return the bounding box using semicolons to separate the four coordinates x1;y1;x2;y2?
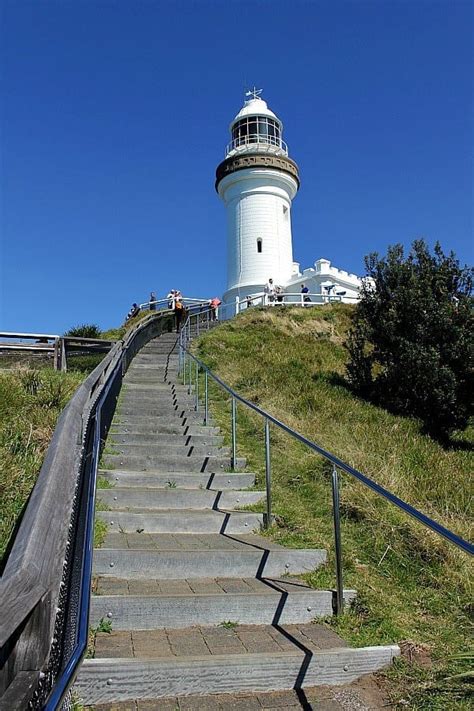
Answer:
345;240;473;440
64;324;102;338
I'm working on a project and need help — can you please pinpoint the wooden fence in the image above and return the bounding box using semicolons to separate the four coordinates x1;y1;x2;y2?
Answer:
0;312;174;709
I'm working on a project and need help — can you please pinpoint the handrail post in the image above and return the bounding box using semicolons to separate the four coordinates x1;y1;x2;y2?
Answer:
204;370;209;426
196;313;200;337
195;361;199;411
231;396;237;470
188;353;192;395
331;464;344;615
264;418;272;528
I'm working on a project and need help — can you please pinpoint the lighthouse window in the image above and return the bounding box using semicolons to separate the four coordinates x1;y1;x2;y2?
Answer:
232;117;282;147
257;239;262;253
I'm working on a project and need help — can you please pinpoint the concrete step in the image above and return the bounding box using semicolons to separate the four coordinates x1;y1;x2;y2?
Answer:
122;383;189;392
111;413;212;425
117;407;202;419
97;488;264;510
105;443;229;457
101;454;246;472
76;640;399;704
99;470;255;489
97;510;263;534
90;582;340;629
108;433;224;446
93;547;327;579
118;400;196;414
109;424;220;436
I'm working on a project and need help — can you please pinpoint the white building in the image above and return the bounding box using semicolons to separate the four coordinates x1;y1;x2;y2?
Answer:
215;90;363;308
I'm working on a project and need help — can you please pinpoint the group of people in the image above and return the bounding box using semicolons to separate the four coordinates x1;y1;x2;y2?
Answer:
262;279;312;305
263;278;285;304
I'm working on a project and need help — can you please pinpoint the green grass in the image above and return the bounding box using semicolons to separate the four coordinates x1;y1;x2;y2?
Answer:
0;368;84;560
194;305;473;709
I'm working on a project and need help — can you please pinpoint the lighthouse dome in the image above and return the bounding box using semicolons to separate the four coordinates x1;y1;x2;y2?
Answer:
230;97;282;129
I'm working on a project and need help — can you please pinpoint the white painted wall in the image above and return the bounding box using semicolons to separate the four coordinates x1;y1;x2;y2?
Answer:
218;167;298;299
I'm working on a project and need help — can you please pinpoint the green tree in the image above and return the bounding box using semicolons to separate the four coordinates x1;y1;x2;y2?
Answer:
64;324;102;338
346;240;473;440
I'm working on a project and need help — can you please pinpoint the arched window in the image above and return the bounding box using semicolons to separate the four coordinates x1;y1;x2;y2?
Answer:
257;239;262;253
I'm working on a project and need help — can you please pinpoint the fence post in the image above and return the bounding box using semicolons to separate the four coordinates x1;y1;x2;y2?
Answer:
231;396;237;470
195;361;199;411
53;338;60;371
60;338;67;372
331;464;344;615
264;418;272;528
188;354;192;395
204;370;209;426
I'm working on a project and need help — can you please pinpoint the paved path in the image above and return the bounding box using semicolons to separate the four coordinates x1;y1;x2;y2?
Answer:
76;330;397;709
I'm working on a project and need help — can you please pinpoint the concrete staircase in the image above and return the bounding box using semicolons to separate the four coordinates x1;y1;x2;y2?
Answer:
76;330;399;709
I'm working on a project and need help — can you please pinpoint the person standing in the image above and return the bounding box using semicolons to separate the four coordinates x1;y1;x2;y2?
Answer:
174;299;185;332
264;278;276;305
209;297;222;321
301;284;311;304
149;292;157;310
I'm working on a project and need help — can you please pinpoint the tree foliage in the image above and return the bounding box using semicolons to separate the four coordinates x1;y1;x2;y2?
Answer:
64;324;102;339
345;240;473;439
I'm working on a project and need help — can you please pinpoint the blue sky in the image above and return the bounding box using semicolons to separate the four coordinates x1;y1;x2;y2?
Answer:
1;0;472;334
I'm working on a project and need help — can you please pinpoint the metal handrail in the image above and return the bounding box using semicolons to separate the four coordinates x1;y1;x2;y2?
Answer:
178;311;473;614
226;134;289;157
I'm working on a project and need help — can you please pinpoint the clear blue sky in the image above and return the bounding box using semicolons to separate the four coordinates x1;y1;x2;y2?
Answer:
1;0;472;334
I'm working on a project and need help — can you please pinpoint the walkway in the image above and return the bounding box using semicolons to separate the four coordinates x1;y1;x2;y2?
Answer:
76;330;398;709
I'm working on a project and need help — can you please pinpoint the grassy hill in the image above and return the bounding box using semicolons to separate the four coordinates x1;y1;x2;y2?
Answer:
194;305;473;710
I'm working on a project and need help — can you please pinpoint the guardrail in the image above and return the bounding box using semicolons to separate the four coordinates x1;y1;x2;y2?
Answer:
0;332;116;372
178;309;473;616
0;310;175;710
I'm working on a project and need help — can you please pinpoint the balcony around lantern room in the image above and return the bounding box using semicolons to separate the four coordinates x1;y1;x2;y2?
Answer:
226;116;288;158
225;133;289;158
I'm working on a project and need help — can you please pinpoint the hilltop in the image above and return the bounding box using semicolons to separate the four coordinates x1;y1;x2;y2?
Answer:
194;304;472;709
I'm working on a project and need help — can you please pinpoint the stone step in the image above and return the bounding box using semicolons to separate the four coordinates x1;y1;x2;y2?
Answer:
99;470;255;489
97;510;263;534
76;639;399;704
73;685;390;710
97;488;263;510
93;547;326;579
108;433;224;446
109;424;220;436
101;454;246;472
105;443;229;457
90;583;340;630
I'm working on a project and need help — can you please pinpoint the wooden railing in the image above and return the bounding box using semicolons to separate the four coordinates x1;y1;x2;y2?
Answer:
0;311;174;710
0;333;116;372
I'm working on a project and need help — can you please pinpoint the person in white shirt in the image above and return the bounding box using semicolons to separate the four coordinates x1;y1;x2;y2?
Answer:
264;278;276;305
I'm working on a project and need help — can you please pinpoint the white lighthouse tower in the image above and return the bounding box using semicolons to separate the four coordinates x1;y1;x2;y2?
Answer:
216;89;300;306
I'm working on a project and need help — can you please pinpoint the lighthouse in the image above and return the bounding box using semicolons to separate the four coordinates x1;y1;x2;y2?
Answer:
216;89;300;306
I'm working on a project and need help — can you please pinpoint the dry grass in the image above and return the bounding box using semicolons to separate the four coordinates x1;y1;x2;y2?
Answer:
0;368;84;561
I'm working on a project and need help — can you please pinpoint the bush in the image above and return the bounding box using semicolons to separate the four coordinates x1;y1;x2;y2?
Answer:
345;240;473;440
64;324;102;338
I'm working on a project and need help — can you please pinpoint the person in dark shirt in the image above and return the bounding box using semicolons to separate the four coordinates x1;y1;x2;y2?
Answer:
126;303;140;321
301;284;311;303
